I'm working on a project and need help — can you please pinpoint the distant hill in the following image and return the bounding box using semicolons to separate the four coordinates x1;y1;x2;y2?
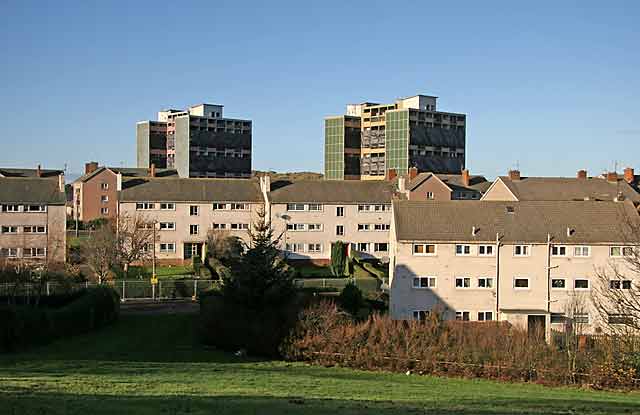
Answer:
252;171;323;182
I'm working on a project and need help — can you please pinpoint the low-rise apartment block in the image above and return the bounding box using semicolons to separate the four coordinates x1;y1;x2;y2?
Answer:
119;176;266;263
72;162;177;222
396;168;490;201
389;200;640;336
325;94;466;180
268;180;397;263
137;103;252;178
0;168;67;264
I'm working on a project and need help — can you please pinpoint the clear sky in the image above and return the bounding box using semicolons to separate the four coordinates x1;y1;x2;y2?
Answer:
1;1;638;179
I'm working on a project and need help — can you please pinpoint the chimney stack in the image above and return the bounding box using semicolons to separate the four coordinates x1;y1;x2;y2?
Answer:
387;168;397;181
150;163;156;178
577;169;587;179
408;166;418;180
36;164;42;177
85;162;98;175
606;171;618;183
508;169;521;181
58;173;65;192
461;169;470;187
624;167;635;184
398;176;406;193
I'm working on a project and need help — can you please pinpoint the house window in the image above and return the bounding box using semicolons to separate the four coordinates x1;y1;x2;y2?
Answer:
213;203;229;210
99;207;108;215
358;204;370;212
358;224;370;232
159;222;175;230
455;311;470;321
478;245;494;256
609;280;632;290
608;314;634;325
159;243;176;253
413;276;436;289
373;223;390;231
477;277;494;288
285;243;305;253
357;242;370;252
336;225;344;236
413;244;436;255
26;205;46;212
336;206;344;217
551;278;566;289
455;277;471;288
231;203;249;211
23;226;46;233
100;195;109;203
1;204;20;212
478;311;494;321
24;248;46;257
514;278;529;289
374;242;388;252
189;225;199;235
425;192;434;200
100;182;109;190
307;243;322;253
136;202;155;210
574;279;590;290
455;244;471;256
190;205;199;216
307;224;322;231
413;310;430;321
551;313;567;324
213;223;227;230
308;204;322;211
514;245;530;256
573;246;590;257
610;246;634;257
0;248;18;258
287;223;306;231
1;226;18;234
230;223;249;230
551;246;567;257
287;203;305;211
573;314;590;324
160;203;175;210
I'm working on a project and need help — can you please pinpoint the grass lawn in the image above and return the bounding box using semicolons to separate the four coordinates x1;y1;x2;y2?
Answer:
1;313;639;415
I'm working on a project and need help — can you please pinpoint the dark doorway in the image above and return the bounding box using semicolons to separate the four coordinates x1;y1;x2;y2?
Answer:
527;315;546;340
183;243;203;260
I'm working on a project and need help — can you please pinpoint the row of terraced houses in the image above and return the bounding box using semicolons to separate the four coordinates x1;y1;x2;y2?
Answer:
2;94;640;338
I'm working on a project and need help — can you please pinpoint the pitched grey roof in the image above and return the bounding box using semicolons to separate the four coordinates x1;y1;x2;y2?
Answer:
120;178;263;202
407;172;489;193
269;180;396;204
393;200;640;244
76;167;178;183
0;178;66;204
496;176;640;202
0;168;63;179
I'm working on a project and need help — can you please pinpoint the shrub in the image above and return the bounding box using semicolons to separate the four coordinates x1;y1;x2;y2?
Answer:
338;283;363;315
0;286;120;353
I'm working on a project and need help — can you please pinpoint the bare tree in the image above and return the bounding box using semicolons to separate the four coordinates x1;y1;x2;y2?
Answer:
115;213;154;279
83;223;117;284
562;293;589;382
205;230;244;280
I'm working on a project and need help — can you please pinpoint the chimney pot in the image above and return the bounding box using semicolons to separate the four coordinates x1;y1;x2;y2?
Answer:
606;171;618;183
624;167;635;184
387;168;397;181
408;167;418;180
508;169;521;181
150;163;156;178
461;169;470;187
577;169;587;179
85;162;98;175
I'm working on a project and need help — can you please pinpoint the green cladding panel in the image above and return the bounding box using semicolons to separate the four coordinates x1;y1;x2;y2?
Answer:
385;110;409;175
324;117;345;180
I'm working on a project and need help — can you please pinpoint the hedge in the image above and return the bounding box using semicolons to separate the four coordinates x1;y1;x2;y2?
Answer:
0;286;120;353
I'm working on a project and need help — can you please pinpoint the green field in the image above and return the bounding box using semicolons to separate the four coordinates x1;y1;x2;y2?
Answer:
1;312;639;415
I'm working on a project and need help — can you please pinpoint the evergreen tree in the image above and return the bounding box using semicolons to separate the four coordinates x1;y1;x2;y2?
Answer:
222;207;294;310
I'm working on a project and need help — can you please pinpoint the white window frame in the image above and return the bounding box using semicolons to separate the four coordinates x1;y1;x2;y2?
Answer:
189;224;199;235
477;277;494;289
136;202;155;210
413;276;436;289
1;204;21;213
413;310;430;321
477;311;494;321
285;242;305;253
100;195;109;203
100;182;109;190
373;223;390;231
455;311;470;321
159;242;176;253
190;205;200;216
213;223;227;230
551;278;567;290
335;225;344;236
513;245;531;257
159;222;176;231
307;204;323;212
213;203;229;210
336;206;344;217
307;223;323;232
100;207;109;215
160;203;175;210
287;223;306;232
374;242;388;252
307;243;322;253
426;192;434;200
357;224;371;232
0;248;18;258
455;277;471;289
22;226;46;234
231;203;249;211
25;205;46;213
573;313;590;324
609;279;632;290
413;243;437;256
574;278;590;290
455;244;472;256
287;203;306;211
551;245;567;257
478;245;494;256
513;277;530;290
610;246;634;257
573;246;591;258
1;226;18;234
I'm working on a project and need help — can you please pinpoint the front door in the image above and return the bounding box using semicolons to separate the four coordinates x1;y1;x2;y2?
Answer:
183;243;202;260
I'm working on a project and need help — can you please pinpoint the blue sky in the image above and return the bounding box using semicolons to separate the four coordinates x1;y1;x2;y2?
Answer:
0;1;638;179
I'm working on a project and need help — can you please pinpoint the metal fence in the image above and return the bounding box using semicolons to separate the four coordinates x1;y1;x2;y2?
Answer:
294;278;353;290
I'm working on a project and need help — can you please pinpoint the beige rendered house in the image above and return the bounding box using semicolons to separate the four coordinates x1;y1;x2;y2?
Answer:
389;199;640;336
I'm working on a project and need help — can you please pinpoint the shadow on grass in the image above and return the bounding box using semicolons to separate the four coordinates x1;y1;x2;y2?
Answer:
2;392;639;415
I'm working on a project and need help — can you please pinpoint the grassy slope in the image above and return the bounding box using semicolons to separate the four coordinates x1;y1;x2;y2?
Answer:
1;313;639;415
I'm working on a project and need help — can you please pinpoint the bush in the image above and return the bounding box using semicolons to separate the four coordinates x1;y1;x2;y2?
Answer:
338;283;363;315
0;286;120;353
281;302;640;389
